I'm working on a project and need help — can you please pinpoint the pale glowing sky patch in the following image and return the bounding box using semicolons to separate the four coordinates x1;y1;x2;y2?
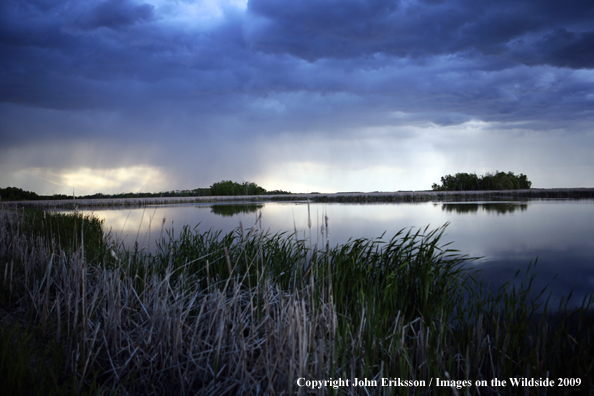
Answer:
12;166;168;196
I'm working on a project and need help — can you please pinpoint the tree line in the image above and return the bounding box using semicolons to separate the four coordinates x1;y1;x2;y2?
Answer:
431;171;532;191
0;187;47;201
1;181;291;201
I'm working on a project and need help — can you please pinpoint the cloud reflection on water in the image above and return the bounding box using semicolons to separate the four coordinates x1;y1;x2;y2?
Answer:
82;199;594;307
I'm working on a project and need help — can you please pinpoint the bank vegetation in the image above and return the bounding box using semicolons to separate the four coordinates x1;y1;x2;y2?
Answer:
0;207;592;395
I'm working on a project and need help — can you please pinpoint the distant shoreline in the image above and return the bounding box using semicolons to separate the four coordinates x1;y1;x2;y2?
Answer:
2;187;594;208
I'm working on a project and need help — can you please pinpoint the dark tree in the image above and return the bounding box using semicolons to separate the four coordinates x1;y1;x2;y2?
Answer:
0;187;40;201
431;172;532;191
209;180;267;196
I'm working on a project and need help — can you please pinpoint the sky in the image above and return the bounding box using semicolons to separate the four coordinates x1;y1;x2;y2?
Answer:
1;0;593;195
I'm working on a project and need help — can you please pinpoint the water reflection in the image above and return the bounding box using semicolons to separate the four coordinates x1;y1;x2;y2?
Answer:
80;199;594;308
441;202;528;214
210;203;263;217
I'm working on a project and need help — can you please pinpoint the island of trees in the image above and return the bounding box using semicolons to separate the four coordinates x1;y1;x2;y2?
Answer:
431;171;532;191
0;181;291;202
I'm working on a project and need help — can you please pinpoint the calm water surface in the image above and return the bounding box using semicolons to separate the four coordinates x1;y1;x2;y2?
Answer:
84;199;594;307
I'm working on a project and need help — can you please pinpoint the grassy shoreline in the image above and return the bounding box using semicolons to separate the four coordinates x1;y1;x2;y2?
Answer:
2;188;594;209
1;208;593;395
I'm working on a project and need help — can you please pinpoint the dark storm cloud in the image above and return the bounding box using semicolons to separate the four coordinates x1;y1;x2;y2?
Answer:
73;0;155;30
0;0;249;114
246;0;594;68
2;0;592;114
532;28;594;69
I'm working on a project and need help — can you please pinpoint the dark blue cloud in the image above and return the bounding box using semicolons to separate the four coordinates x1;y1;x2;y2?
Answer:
0;0;593;144
246;0;594;68
73;0;155;30
534;28;594;69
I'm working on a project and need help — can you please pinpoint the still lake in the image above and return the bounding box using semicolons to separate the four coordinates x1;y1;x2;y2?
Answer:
84;198;594;308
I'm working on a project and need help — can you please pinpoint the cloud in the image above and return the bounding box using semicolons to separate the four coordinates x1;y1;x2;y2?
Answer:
534;28;594;69
7;165;168;196
246;0;594;67
1;0;593;194
2;0;591;128
73;0;156;31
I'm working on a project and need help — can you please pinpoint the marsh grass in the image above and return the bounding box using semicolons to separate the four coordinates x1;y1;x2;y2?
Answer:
0;207;592;395
0;318;103;396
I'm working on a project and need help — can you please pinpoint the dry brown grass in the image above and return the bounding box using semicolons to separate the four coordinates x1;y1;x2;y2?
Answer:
0;208;342;395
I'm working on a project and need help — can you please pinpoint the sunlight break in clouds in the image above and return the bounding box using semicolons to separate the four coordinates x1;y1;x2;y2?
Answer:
16;166;168;196
147;0;247;24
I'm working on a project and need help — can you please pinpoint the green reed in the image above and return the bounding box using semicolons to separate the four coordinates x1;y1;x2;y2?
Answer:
0;207;592;395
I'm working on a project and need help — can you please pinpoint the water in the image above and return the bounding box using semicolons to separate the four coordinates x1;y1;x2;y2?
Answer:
84;199;594;308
